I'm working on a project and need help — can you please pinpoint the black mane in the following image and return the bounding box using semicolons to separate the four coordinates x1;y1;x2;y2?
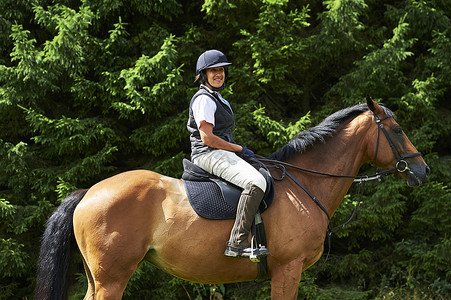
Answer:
268;103;394;161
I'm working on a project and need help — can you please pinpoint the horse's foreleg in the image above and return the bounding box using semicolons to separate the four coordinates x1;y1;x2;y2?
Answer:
270;257;304;300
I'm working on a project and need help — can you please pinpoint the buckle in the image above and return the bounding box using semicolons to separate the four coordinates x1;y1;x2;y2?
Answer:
396;160;409;172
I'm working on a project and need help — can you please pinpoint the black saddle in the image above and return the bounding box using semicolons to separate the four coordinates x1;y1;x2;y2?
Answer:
182;159;274;220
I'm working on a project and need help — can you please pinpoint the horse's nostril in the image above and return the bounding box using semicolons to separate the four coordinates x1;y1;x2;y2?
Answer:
425;165;431;176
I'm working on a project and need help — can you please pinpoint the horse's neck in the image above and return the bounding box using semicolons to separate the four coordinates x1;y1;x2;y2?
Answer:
286;116;371;217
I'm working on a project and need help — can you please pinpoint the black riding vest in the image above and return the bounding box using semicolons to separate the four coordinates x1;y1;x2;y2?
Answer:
187;85;236;160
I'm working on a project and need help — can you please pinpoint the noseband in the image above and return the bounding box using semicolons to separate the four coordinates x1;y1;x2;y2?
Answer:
371;112;421;173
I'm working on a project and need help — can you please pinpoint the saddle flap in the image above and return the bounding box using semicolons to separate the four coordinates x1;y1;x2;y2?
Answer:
211;178;242;208
182;158;212;181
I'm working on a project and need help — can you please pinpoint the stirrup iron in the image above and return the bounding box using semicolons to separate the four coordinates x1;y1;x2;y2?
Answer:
249;237;259;262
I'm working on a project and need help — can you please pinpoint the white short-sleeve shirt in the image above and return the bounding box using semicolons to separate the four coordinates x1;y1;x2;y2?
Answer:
192;95;217;128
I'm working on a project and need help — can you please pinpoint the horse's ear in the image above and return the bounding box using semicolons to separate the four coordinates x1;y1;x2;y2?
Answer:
366;97;383;115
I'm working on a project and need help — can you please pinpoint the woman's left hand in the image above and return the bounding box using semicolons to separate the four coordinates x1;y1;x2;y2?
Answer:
239;146;255;158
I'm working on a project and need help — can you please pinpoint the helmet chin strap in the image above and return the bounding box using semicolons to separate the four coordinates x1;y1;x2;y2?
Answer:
210;82;225;92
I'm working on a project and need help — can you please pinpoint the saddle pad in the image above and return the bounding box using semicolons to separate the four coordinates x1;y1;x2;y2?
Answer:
183;180;237;219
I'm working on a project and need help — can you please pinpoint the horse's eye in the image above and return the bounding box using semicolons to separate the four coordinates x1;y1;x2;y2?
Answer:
393;127;403;134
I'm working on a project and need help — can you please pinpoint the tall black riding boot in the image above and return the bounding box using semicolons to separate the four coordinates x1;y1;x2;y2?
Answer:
224;183;269;259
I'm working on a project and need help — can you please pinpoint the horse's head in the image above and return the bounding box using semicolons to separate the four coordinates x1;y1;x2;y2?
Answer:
366;98;430;186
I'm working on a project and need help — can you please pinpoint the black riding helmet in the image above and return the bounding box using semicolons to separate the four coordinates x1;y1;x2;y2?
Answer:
195;50;232;91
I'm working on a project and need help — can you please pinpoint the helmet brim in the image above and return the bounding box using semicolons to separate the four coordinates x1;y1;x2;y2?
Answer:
197;62;232;74
207;62;232;69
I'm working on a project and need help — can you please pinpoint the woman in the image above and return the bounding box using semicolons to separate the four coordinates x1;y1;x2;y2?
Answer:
187;49;269;259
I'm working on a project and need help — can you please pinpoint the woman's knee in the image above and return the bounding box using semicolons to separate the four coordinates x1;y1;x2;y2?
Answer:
247;173;266;192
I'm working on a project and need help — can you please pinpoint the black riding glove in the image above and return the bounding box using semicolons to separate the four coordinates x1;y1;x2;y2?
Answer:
238;146;255;158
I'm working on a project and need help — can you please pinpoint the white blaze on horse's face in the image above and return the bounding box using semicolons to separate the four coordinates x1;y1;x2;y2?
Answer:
366;98;430;186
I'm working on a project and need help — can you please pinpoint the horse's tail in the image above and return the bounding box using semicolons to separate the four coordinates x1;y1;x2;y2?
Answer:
34;189;88;300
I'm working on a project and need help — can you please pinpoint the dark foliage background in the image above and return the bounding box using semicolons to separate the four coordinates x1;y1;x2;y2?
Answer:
0;0;449;299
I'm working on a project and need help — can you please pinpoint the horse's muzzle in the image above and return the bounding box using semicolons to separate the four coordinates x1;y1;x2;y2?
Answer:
406;163;430;186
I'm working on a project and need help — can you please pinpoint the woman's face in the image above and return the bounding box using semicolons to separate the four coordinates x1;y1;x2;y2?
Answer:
205;67;225;89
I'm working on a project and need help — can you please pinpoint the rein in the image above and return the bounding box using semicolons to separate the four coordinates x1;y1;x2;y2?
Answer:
251;111;422;281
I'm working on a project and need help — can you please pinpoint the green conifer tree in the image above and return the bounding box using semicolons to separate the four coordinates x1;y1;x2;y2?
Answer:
0;0;449;298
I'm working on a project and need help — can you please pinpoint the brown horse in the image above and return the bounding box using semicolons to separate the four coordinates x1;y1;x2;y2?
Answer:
34;99;429;300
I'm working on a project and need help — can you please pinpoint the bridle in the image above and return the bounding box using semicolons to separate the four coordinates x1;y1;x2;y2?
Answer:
371;111;421;174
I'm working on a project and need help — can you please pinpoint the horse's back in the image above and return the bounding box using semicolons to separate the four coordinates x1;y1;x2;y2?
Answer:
77;169;187;207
